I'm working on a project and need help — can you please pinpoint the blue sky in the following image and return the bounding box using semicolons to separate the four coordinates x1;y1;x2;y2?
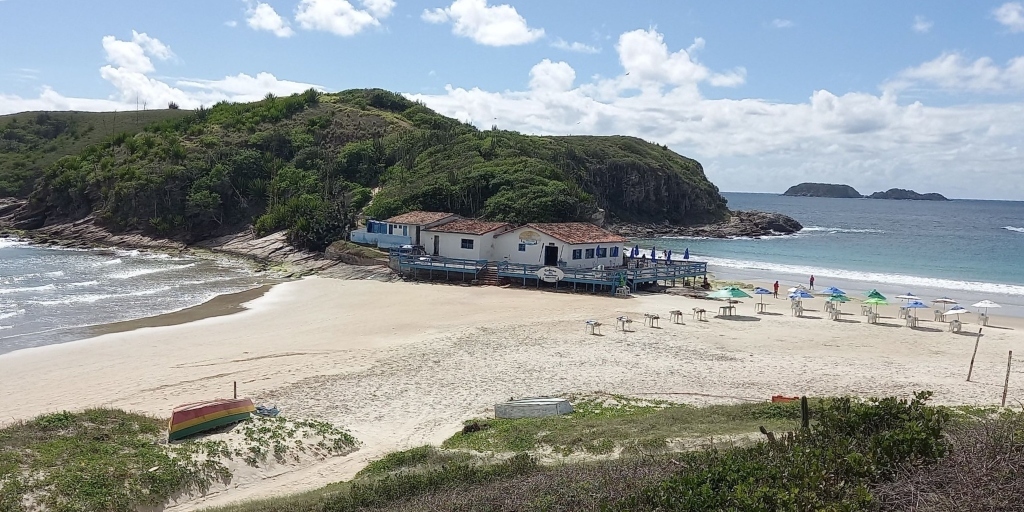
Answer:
1;0;1023;199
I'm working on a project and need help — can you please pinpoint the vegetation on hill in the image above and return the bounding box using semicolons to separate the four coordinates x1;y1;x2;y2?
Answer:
867;188;949;201
3;89;727;251
0;409;356;512
0;109;188;197
201;393;1023;512
783;182;863;198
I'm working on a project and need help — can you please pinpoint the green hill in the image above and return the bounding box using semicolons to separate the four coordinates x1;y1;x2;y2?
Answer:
4;89;727;250
0;109;190;196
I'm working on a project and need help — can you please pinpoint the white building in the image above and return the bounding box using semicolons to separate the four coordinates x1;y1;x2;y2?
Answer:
493;223;627;269
382;211;459;246
422;219;512;261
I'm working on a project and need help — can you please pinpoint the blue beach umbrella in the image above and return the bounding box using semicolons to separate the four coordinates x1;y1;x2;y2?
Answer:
650;247;657;259
821;286;845;296
683;248;690;260
788;290;814;300
632;245;639;257
753;287;773;304
904;300;929;318
666;250;672;262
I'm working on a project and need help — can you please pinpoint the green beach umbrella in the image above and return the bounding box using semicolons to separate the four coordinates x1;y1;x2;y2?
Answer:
866;289;886;300
828;295;850;303
708;286;753;299
864;297;888;306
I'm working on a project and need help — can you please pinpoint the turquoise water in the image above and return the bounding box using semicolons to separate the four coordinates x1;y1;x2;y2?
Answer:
638;193;1024;316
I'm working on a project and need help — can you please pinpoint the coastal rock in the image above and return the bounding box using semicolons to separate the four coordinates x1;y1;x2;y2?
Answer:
609;210;803;239
867;188;949;201
783;183;862;198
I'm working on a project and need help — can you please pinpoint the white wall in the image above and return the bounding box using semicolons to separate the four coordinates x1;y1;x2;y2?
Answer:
423;231;498;261
493;227;623;269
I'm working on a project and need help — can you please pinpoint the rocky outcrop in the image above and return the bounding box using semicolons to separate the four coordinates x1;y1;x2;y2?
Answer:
609;210;803;239
867;188;949;201
323;240;388;266
0;201;346;275
783;183;862;198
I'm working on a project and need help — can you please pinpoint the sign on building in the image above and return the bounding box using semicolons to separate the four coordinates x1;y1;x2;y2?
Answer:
536;266;565;283
519;230;541;245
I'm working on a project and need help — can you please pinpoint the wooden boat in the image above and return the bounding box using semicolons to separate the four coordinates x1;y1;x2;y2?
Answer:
771;395;800;403
168;398;255;441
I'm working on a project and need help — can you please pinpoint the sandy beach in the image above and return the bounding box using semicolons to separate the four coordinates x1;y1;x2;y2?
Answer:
2;277;1023;510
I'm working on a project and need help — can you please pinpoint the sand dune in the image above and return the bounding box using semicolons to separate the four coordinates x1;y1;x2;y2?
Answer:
2;277;1021;510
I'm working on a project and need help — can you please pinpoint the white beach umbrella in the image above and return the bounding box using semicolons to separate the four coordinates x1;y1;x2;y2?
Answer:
971;300;1002;316
931;297;958;312
787;285;807;293
895;293;920;302
942;307;970;320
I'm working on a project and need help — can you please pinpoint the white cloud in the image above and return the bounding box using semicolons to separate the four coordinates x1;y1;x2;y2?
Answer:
295;0;394;36
994;2;1024;32
407;28;1024;200
770;19;794;29
246;2;294;37
888;52;1024;92
552;38;599;54
0;31;321;115
912;15;932;33
100;31;174;74
528;59;575;91
422;0;544;46
225;20;239;27
614;29;745;89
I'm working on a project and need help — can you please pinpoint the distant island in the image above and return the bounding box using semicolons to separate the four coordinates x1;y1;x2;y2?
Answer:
783;183;949;201
866;188;949;201
783;183;862;198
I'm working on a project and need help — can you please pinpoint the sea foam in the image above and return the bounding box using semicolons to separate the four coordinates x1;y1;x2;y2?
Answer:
703;255;1024;297
1004;226;1024;233
110;263;196;279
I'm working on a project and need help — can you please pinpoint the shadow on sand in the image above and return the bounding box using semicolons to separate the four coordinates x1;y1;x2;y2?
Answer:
715;315;762;322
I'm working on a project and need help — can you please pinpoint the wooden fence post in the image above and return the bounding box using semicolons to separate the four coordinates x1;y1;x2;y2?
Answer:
233;381;237;400
967;328;983;381
1002;351;1013;407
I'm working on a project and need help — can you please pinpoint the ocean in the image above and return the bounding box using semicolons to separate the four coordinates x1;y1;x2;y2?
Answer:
0;238;266;355
636;193;1024;318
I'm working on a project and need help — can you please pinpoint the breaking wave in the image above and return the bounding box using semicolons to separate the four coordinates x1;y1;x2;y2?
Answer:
1003;226;1024;233
801;226;886;234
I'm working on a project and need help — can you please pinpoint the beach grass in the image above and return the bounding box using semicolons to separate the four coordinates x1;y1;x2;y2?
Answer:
0;410;356;512
441;394;806;456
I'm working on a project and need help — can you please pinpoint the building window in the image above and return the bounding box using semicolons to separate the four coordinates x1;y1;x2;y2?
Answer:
572;249;582;260
461;238;474;249
596;247;608;258
388;224;394;235
585;248;595;259
610;247;619;257
518;243;526;252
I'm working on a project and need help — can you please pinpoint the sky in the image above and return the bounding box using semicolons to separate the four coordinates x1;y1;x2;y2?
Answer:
1;1;1022;200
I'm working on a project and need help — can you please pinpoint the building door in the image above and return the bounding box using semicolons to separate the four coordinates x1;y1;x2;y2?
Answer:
543;245;559;266
415;226;421;245
433;235;440;256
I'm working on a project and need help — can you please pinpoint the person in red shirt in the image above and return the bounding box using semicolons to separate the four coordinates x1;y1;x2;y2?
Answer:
773;281;779;298
809;275;815;290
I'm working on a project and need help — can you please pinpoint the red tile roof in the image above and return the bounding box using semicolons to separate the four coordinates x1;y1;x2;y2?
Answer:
426;219;511;235
524;223;628;244
384;211;457;225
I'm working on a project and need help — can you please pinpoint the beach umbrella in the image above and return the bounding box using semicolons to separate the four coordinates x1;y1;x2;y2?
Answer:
788;290;814;300
866;289;886;300
632;245;640;257
650;247;657;259
972;300;1002;316
821;286;846;296
904;300;929;318
828;295;850;303
942;306;970;320
895;293;920;303
752;287;773;304
931;297;957;312
683;248;690;260
864;296;888;313
787;285;808;293
709;286;754;299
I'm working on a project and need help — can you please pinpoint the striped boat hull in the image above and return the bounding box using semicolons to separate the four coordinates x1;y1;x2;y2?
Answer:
168;398;255;441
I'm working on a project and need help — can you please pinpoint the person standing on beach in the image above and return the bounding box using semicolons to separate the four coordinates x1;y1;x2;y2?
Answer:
773;281;779;298
809;275;815;290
